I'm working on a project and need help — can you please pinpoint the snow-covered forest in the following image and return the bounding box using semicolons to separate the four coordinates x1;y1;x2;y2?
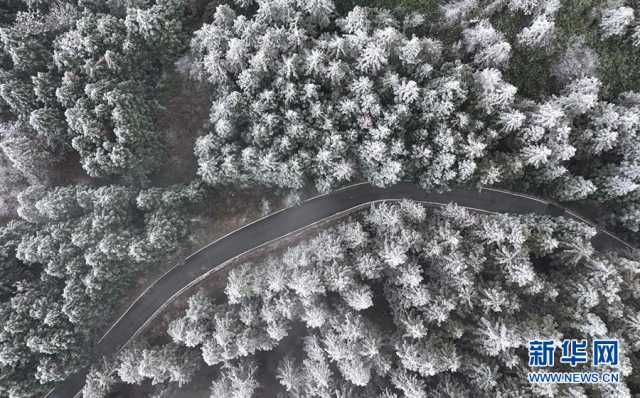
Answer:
0;0;639;397
190;0;640;234
86;202;640;397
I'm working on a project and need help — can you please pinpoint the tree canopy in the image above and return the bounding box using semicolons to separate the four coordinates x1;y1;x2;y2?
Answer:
186;0;640;238
92;201;640;397
0;181;204;397
0;0;639;396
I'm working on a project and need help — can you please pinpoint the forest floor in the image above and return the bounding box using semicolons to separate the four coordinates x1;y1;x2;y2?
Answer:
150;71;209;186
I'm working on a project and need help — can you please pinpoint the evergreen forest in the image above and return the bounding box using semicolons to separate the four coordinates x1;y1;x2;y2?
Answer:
0;0;639;397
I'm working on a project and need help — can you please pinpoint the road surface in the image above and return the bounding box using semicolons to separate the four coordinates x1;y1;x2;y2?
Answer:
45;182;635;398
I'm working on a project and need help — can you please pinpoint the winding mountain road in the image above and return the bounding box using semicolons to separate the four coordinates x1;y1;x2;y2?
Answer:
46;182;635;398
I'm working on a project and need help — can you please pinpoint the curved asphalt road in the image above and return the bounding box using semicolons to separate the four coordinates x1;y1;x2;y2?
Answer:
46;182;635;398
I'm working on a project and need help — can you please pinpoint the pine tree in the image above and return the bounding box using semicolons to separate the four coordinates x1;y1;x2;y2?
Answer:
600;6;635;39
82;358;117;398
210;359;259;398
517;15;555;48
462;20;511;68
